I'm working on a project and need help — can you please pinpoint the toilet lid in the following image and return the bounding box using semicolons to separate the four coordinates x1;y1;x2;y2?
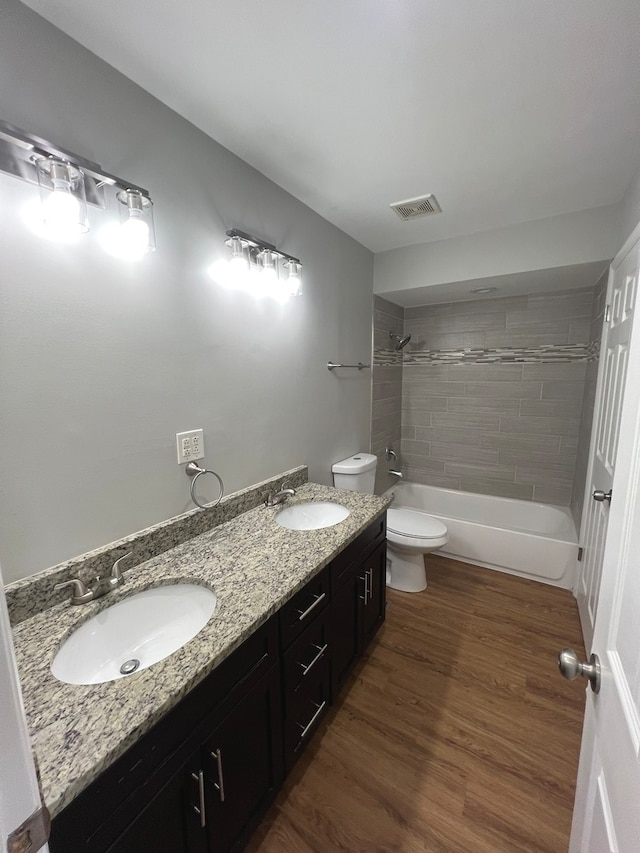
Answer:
387;508;447;540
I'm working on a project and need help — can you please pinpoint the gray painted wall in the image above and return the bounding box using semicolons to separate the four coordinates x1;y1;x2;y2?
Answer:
395;288;595;504
620;157;640;247
0;0;373;583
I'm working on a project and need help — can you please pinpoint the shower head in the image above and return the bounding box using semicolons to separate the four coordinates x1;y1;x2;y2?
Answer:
389;332;412;351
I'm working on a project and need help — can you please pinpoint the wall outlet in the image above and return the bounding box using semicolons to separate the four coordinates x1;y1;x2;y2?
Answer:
176;429;205;464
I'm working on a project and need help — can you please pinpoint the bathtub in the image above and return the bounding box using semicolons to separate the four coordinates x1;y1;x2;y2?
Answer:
384;482;578;589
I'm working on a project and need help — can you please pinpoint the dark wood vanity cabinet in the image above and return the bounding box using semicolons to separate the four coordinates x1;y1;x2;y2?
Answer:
49;513;386;853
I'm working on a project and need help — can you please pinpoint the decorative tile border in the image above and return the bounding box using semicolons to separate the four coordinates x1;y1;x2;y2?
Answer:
5;465;309;625
374;342;599;366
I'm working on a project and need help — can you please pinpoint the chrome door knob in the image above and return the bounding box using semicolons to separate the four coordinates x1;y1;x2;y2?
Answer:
558;648;601;693
592;489;612;502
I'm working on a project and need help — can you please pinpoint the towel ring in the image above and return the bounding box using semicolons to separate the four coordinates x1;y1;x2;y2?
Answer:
185;462;224;510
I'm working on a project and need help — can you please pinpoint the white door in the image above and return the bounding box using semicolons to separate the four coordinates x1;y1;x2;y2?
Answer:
577;241;638;650
0;565;49;852
569;228;640;852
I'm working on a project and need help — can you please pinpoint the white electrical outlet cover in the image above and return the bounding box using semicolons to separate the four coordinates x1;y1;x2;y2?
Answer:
176;429;205;463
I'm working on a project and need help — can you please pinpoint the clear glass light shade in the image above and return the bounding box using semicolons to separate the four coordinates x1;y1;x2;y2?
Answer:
284;260;302;296
115;189;155;260
36;158;89;238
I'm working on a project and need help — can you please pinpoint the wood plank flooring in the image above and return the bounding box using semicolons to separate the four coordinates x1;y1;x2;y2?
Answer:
247;556;587;853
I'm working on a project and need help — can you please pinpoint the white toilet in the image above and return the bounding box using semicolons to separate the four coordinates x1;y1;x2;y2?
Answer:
331;453;448;593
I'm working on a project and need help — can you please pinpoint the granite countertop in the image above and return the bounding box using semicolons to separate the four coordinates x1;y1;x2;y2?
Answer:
11;482;390;819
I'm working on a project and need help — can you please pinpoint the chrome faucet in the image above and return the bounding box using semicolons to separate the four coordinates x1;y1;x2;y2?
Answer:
389;469;404;480
264;485;296;507
54;552;133;605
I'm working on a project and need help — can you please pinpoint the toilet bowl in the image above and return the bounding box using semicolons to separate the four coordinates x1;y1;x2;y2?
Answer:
386;507;448;592
331;453;448;593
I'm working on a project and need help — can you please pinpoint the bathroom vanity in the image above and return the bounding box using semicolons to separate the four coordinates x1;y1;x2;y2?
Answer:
9;479;388;853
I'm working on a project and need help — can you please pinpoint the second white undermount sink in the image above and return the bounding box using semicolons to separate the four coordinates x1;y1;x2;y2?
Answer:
275;501;350;531
51;583;217;686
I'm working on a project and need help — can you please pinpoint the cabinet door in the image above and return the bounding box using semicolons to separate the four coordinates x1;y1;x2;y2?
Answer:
105;751;207;853
202;664;283;853
361;540;387;649
330;570;360;699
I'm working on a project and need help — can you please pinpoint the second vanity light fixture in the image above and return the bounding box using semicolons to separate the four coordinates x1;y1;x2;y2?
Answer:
219;228;302;301
0;119;155;259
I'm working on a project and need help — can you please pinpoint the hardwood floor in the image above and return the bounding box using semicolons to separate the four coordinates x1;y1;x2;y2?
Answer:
247;556;587;853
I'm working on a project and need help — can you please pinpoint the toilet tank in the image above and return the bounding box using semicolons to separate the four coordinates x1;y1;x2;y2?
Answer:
332;452;377;493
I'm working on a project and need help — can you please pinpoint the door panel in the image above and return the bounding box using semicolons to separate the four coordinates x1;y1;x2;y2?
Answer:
578;247;638;649
570;232;640;852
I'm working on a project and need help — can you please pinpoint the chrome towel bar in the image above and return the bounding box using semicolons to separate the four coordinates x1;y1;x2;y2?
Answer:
327;361;370;371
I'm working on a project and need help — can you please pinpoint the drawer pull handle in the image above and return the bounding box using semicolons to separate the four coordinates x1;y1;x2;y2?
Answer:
298;700;327;740
297;592;326;622
191;770;206;828
298;643;328;676
366;567;373;604
359;573;369;605
210;748;226;802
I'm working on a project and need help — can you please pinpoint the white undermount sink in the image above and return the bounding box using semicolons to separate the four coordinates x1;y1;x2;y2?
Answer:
275;501;350;531
51;584;217;685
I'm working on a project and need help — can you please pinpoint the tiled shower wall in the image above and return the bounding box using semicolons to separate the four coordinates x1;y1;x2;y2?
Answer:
570;272;608;528
371;297;402;493
372;286;601;505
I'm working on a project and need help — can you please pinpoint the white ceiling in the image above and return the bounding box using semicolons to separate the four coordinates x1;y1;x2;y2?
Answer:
21;0;640;253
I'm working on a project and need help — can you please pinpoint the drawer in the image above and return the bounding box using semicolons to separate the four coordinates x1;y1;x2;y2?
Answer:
330;514;387;590
283;612;331;696
279;565;330;649
283;661;331;771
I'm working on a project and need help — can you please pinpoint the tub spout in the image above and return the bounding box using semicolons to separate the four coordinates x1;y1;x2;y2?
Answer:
389;469;404;480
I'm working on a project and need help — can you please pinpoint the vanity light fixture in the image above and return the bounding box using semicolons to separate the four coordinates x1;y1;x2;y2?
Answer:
0;119;155;258
220;228;302;300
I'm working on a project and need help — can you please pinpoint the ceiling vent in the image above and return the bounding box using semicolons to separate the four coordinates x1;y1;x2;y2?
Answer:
390;193;442;221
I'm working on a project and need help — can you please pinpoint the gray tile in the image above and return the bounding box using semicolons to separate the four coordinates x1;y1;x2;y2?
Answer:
430;443;499;463
499;415;581;436
372;381;403;402
527;288;594;312
372;413;402;438
449;295;528;315
403;380;467;397
402;364;451;380
505;313;572;333
402;396;448;412
515;467;573;488
532;484;573;506
484;330;572;347
373;364;403;381
569;319;591;344
481;432;562;453
497;448;576;473
405;312;505;335
459;478;534;501
401;410;434;428
400;439;431;456
374;295;404;320
560;436;579;451
403;468;462;489
541;381;586;402
372;397;402;419
446;397;520;414
519;399;584;419
400;453;446;472
404;303;453;320
406;331;487;351
464;381;542;398
431;411;501;430
447;363;524;381
401;425;417;440
415;427;483;445
522;363;587;381
445;461;516;482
